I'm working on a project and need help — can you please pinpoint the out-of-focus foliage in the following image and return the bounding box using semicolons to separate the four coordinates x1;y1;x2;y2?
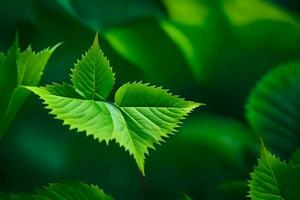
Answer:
0;181;113;200
161;0;300;115
103;19;194;88
1;0;300;199
246;62;300;157
51;0;164;30
0;35;58;138
248;142;300;200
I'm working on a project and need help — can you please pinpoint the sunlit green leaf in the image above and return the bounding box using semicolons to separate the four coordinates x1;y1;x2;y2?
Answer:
71;34;114;100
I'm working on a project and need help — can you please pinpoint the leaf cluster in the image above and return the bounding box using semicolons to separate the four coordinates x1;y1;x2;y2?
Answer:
25;34;201;175
0;35;59;138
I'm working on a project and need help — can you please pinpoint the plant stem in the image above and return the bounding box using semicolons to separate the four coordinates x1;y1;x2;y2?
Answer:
140;172;147;200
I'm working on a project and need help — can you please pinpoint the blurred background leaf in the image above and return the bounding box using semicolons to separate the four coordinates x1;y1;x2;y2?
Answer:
246;62;300;158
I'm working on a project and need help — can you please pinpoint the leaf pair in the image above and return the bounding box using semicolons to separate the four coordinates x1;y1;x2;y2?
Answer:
26;34;202;175
248;142;300;200
0;181;112;200
0;35;59;138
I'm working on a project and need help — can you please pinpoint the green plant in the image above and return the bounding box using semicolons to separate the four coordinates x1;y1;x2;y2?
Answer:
25;34;202;175
0;35;59;138
2;1;300;198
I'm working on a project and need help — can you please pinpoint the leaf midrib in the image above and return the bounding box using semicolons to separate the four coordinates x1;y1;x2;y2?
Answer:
262;149;284;199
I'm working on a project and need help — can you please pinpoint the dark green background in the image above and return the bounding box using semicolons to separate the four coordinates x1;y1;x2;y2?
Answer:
0;0;299;199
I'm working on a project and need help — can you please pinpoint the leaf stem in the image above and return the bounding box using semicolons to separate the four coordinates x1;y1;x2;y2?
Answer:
140;172;147;200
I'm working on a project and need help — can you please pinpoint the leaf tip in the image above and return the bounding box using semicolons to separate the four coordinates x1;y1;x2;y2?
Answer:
93;33;100;48
51;42;63;52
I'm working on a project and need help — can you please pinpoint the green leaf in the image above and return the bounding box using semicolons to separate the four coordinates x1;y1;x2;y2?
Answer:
0;37;59;138
114;82;200;173
246;62;300;156
0;181;113;200
26;85;126;145
115;82;197;108
17;43;61;86
248;142;300;200
71;34;114;100
26;35;201;174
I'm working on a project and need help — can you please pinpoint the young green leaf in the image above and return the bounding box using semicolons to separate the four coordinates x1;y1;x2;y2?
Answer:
248;142;300;200
71;34;114;100
0;37;59;138
0;181;113;200
26;34;202;175
246;62;300;156
114;82;200;173
17;44;61;86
